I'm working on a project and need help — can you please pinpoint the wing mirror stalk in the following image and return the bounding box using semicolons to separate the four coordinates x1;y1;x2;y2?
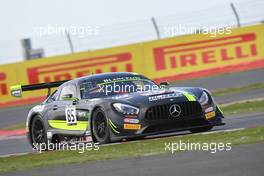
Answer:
62;94;79;105
160;81;170;89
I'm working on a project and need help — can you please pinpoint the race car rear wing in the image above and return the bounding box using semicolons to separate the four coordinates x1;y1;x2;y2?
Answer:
10;80;68;98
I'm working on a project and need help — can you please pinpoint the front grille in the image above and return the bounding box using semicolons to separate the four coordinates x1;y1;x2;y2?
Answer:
145;101;202;120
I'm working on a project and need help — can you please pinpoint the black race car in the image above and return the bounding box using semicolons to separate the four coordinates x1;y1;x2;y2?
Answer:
11;72;224;148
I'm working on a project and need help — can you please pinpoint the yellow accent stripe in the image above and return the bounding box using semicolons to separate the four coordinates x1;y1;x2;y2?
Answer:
108;119;117;128
217;105;224;114
48;120;88;131
62;97;79;101
108;119;120;134
10;85;22;91
182;91;196;101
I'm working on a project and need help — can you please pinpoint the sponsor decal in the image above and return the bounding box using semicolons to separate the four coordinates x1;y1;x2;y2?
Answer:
205;106;214;113
153;33;257;71
101;76;142;84
149;92;182;102
205;111;216;120
124;124;141;130
27;53;133;84
77;111;90;120
124;118;139;124
65;106;77;125
124;115;138;118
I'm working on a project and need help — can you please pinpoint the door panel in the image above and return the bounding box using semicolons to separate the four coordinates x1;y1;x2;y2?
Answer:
48;100;89;131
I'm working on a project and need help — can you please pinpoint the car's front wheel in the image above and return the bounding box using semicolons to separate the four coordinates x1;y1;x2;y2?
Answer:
92;108;110;144
189;126;213;133
30;115;48;151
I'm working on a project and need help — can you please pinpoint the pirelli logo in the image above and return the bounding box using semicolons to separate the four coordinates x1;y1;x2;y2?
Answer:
124;124;141;130
153;33;258;71
27;53;133;84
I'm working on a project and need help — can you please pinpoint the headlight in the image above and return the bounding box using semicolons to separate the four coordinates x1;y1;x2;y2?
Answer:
113;103;139;115
199;91;209;106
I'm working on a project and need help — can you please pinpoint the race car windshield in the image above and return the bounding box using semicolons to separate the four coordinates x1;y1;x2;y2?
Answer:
79;77;159;99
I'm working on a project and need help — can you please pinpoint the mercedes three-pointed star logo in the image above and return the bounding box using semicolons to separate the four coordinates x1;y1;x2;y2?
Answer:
169;104;181;117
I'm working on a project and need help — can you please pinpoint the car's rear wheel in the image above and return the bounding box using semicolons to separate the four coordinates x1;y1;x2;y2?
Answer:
92;108;110;144
189;126;213;133
30;116;48;151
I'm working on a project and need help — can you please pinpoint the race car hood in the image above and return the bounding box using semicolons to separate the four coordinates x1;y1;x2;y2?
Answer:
109;87;201;107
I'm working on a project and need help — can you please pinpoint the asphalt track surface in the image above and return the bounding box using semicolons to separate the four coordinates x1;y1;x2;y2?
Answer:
0;69;263;156
3;142;263;176
0;69;264;129
172;68;264;90
0;112;264;156
0;69;264;175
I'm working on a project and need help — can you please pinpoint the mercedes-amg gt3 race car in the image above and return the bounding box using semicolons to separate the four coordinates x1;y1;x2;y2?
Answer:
11;72;225;148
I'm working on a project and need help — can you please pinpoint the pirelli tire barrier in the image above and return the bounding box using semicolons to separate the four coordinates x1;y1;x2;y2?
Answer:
0;24;264;107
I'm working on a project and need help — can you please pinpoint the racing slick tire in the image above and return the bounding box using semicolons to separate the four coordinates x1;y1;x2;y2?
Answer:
92;108;111;144
189;126;213;133
30;115;48;151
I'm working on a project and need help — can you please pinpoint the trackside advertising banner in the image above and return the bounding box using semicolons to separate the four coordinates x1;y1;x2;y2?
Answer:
0;24;264;107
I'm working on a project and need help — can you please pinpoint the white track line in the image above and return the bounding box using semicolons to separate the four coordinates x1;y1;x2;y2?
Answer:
199;128;245;135
0;152;31;158
0;135;26;141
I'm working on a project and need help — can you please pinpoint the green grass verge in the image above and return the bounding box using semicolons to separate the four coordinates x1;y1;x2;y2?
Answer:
221;100;264;115
212;83;264;97
1;127;264;173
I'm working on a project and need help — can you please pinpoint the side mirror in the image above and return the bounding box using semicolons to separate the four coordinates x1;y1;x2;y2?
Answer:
72;99;79;105
62;94;79;102
160;82;170;89
62;94;73;100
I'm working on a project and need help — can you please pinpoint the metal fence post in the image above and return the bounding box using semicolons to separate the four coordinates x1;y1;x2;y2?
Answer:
66;31;74;53
151;17;161;39
230;3;241;27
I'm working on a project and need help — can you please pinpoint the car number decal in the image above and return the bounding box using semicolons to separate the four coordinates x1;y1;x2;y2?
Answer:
65;106;77;125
